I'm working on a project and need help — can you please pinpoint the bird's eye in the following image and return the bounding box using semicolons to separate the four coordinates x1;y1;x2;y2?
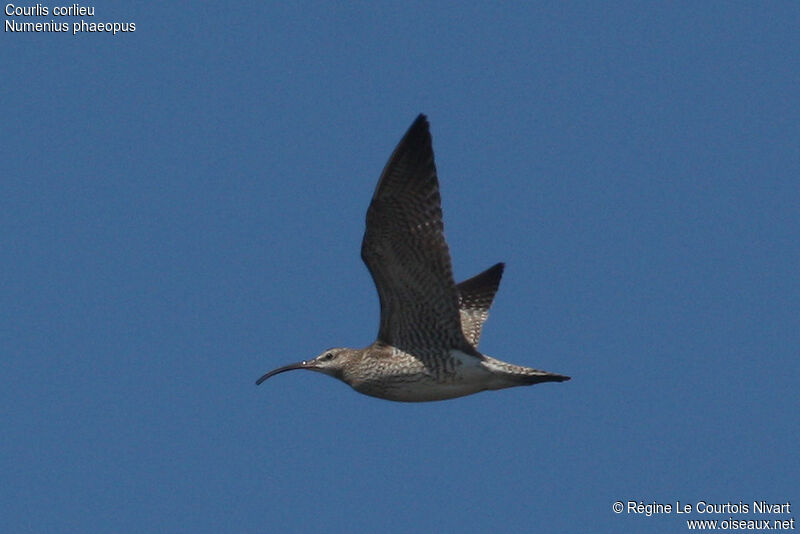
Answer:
322;352;335;361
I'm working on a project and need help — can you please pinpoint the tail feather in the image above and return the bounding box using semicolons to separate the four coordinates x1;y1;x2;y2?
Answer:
515;372;571;385
483;355;570;386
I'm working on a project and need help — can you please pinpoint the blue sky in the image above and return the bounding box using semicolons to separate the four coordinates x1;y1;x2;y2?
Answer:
2;2;798;533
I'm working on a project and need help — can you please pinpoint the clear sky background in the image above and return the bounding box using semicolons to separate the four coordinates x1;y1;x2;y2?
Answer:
2;3;798;533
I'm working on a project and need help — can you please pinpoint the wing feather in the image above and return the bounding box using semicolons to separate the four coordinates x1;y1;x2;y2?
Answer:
361;115;471;355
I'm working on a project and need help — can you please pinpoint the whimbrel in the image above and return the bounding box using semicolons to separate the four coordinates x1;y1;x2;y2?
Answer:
257;115;570;401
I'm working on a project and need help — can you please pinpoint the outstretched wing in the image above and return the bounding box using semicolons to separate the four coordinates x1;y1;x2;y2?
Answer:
361;115;473;355
457;262;504;348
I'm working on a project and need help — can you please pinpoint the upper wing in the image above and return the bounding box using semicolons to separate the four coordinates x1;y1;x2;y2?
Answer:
361;115;471;354
457;263;504;348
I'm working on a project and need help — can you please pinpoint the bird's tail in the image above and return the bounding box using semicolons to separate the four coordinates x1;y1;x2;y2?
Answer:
514;370;571;385
483;355;571;385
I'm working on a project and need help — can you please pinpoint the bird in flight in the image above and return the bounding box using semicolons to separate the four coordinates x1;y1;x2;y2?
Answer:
257;115;570;401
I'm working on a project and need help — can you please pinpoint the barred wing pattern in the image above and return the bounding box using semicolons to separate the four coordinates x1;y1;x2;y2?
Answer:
456;262;504;348
361;115;475;358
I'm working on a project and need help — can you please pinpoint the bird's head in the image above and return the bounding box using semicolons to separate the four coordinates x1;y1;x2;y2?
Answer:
255;348;357;385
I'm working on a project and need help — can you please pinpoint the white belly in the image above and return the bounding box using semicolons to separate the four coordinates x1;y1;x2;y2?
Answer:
352;350;503;402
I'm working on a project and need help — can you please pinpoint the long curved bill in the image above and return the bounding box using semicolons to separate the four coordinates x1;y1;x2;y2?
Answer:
255;361;316;385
